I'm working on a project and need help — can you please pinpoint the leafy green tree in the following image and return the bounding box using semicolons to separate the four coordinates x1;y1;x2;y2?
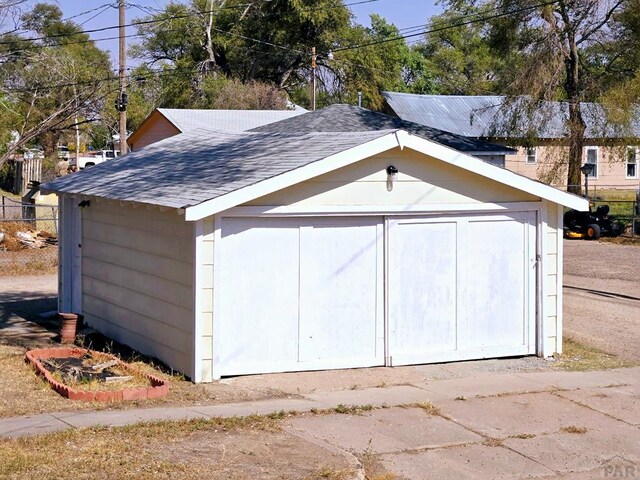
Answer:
416;5;503;95
130;2;428;112
0;3;112;165
321;14;435;109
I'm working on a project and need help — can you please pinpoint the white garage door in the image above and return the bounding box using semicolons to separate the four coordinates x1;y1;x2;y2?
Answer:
218;217;384;376
388;212;537;366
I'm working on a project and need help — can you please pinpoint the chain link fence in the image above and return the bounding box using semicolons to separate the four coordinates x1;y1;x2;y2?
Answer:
566;185;640;236
0;195;58;276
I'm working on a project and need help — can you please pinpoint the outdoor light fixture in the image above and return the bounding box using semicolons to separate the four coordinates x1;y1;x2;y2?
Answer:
78;200;91;208
580;163;595;176
386;165;398;191
580;163;595;200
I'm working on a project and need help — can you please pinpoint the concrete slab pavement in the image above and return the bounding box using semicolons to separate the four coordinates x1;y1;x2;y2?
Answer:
378;444;556;480
503;424;640;474
555;385;640;425
434;391;624;438
287;407;482;454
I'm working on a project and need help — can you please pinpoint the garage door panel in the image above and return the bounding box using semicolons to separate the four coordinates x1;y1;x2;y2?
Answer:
389;212;536;366
219;217;383;376
299;221;382;364
458;217;529;351
389;220;457;363
219;219;300;374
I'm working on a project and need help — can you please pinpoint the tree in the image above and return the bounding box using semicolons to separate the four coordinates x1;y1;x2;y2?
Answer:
129;1;427;112
0;3;112;166
319;14;435;109
487;0;628;191
417;5;504;95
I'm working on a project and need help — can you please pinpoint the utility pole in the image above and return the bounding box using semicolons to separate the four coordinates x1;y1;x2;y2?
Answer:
118;0;127;155
310;47;316;111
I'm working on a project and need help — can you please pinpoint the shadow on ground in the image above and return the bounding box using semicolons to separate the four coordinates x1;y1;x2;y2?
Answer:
0;295;58;349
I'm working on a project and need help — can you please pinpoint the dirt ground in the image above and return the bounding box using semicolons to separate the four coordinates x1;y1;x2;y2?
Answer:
563;239;640;362
0;416;359;480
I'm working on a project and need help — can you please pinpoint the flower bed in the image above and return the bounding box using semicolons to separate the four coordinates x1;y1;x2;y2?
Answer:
25;347;169;402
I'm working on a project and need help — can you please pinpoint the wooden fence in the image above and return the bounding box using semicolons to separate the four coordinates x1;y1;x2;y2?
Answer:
11;158;43;196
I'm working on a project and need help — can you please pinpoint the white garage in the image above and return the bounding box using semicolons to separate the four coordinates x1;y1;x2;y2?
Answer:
46;124;588;383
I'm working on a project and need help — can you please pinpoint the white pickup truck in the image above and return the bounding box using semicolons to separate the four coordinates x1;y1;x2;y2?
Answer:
70;150;119;169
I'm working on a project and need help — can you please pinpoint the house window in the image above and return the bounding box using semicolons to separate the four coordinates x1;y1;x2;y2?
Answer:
525;147;537;164
626;147;638;178
585;147;598;178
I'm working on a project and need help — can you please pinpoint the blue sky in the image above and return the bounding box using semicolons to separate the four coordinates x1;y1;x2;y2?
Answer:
50;0;442;64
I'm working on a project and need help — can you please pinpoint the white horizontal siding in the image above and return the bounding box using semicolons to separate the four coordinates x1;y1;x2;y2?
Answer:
81;201;194;377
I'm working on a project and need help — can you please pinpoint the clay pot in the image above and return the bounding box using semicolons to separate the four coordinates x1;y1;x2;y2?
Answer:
59;313;78;344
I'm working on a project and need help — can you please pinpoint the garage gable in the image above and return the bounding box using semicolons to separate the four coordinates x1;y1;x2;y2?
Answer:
246;147;539;208
185;131;586;219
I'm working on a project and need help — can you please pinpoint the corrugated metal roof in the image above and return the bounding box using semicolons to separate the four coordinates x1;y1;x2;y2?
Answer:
251;104;515;154
158;107;307;133
383;92;640;139
43;129;394;209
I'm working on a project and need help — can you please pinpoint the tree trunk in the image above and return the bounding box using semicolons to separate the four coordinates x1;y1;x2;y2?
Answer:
564;30;586;195
566;100;586;194
39;130;60;159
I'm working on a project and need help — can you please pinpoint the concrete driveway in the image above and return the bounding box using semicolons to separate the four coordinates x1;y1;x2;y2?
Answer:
563;240;640;362
286;368;640;479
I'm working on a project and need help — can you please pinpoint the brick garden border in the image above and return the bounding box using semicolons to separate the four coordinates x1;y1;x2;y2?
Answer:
25;347;169;402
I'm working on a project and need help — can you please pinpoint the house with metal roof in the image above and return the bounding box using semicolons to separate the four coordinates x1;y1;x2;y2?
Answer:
383;92;640;190
127;106;307;151
44;106;587;383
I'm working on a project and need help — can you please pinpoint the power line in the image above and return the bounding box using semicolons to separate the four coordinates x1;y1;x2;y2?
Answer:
0;0;381;47
63;3;117;22
1;0;560;92
333;0;560;52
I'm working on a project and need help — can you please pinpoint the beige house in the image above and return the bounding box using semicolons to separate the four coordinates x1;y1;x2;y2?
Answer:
127;107;307;151
383;92;640;190
44;106;587;382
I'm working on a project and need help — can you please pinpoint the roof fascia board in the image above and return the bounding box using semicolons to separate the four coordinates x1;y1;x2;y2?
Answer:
467;150;516;156
155;108;183;132
402;134;589;211
184;132;401;221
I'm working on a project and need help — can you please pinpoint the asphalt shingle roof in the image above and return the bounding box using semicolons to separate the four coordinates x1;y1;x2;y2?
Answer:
250;104;514;154
43;129;394;208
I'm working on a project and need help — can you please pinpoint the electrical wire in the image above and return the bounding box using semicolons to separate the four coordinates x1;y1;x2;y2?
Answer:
332;0;560;52
0;0;560;92
0;0;381;47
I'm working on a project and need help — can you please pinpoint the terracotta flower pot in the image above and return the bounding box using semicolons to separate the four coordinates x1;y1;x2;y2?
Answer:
58;313;78;344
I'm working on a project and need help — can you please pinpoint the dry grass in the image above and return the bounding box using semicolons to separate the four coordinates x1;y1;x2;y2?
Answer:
358;441;397;480
0;248;58;276
482;438;504;447
0;415;318;480
554;338;637;371
509;433;536;439
0;342;293;418
413;401;442;416
599;236;640;246
332;403;374;414
0;414;360;479
560;425;587;434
